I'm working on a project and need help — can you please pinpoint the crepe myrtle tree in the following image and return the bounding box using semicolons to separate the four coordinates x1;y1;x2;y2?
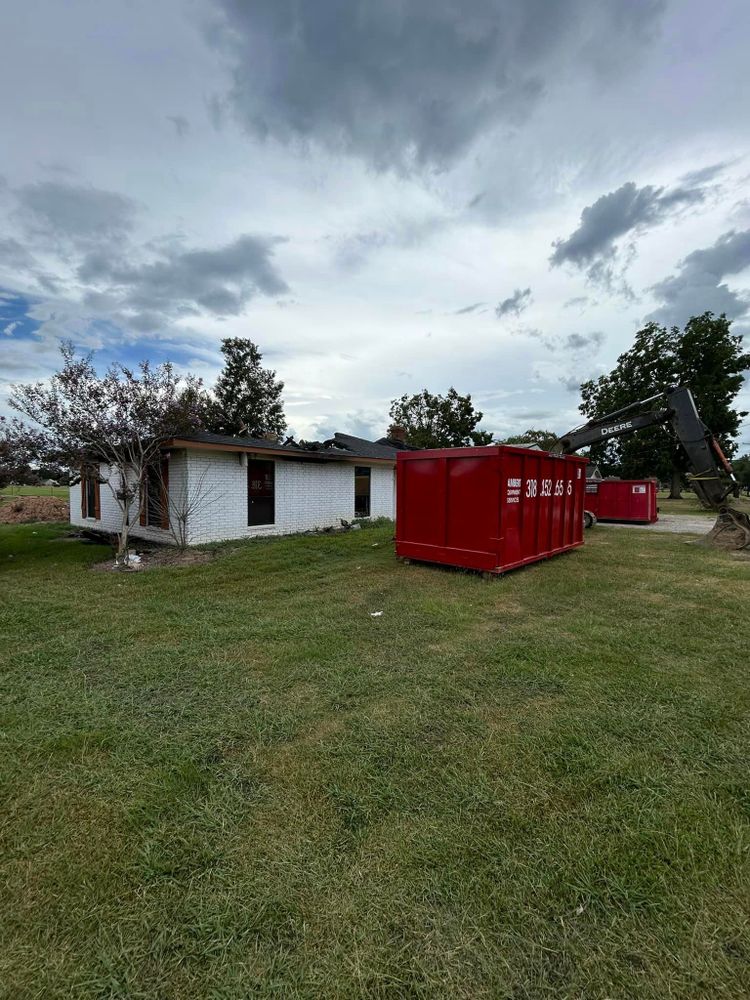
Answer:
145;464;221;550
10;342;205;563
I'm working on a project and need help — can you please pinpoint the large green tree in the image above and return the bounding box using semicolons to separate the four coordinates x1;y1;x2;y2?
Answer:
207;338;286;438
579;313;749;498
501;428;558;450
0;417;44;488
733;454;750;491
389;387;492;448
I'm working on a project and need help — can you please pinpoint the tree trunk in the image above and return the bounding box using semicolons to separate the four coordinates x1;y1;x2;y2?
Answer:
668;468;683;500
115;466;133;564
117;512;130;563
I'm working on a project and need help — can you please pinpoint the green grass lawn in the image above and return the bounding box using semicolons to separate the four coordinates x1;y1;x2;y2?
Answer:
0;484;69;499
657;491;750;517
1;522;749;998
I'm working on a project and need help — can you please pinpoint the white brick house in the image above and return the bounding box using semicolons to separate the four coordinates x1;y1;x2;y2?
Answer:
70;432;399;546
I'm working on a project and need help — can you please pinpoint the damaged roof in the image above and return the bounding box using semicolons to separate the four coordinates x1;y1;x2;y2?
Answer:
166;430;403;463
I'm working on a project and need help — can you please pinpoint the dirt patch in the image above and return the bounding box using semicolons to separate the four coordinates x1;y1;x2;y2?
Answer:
0;495;69;524
91;546;217;572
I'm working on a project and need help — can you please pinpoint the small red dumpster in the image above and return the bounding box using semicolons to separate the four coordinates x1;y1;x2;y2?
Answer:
585;478;658;523
396;446;588;574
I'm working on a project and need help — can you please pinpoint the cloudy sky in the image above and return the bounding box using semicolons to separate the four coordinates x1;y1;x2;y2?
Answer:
1;0;749;444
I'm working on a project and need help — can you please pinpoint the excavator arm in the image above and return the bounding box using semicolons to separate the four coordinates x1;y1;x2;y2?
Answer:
551;385;741;513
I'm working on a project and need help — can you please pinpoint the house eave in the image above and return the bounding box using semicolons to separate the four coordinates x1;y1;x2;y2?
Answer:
164;438;395;464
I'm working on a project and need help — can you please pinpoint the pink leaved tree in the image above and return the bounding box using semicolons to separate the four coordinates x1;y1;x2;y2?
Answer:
10;342;205;563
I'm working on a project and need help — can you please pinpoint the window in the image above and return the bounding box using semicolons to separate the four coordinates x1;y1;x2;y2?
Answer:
248;460;275;526
81;471;100;520
355;466;371;518
140;459;170;529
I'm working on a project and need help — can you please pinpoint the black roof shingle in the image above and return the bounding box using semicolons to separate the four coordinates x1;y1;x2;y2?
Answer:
170;430;401;462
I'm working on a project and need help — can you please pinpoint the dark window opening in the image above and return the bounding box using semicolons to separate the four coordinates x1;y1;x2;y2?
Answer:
355;466;371;518
83;475;99;519
142;459;169;529
248;460;275;526
146;469;162;526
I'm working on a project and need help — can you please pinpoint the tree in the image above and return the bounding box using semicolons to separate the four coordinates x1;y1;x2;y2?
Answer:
35;462;71;485
388;388;492;448
10;342;204;563
206;338;286;438
0;417;45;488
501;428;558;450
733;454;750;492
579;313;750;498
146;464;221;550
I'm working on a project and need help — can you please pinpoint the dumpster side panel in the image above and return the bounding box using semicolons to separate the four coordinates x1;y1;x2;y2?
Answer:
395;450;498;571
593;479;659;523
396;446;586;574
445;454;500;556
396;456;446;544
499;452;585;571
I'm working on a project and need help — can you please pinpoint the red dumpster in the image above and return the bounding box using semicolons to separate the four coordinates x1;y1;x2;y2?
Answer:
396;446;588;574
585;478;658;524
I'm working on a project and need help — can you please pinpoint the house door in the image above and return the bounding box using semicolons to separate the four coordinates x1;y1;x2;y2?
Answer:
248;460;275;526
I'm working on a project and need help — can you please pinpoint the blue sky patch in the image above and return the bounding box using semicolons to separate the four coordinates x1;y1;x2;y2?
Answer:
0;288;43;341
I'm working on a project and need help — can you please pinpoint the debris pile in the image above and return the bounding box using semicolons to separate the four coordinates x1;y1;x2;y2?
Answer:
0;495;69;524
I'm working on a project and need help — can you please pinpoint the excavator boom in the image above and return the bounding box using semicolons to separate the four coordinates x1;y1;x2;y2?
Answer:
552;386;738;510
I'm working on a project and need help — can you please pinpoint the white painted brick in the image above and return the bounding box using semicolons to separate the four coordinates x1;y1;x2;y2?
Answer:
69;453;188;545
69;449;395;546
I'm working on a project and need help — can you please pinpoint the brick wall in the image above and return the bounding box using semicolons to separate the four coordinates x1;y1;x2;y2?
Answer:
69;452;188;545
69;449;395;546
185;450;395;544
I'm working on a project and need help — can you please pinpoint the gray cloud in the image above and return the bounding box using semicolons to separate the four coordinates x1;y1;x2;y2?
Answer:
167;115;190;138
78;233;289;330
3;178;290;336
550;178;711;291
333;212;450;270
512;409;558;422
454;302;485;315
496;287;532;319
679;162;730;187
211;0;665;172
564;330;605;351
0;237;36;270
512;326;605;358
517;327;605;395
647;228;750;327
15;181;138;249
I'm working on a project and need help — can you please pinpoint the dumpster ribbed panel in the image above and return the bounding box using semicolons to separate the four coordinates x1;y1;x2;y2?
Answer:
396;446;587;574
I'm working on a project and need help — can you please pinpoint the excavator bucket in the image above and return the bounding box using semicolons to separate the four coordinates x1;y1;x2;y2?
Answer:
701;507;750;551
